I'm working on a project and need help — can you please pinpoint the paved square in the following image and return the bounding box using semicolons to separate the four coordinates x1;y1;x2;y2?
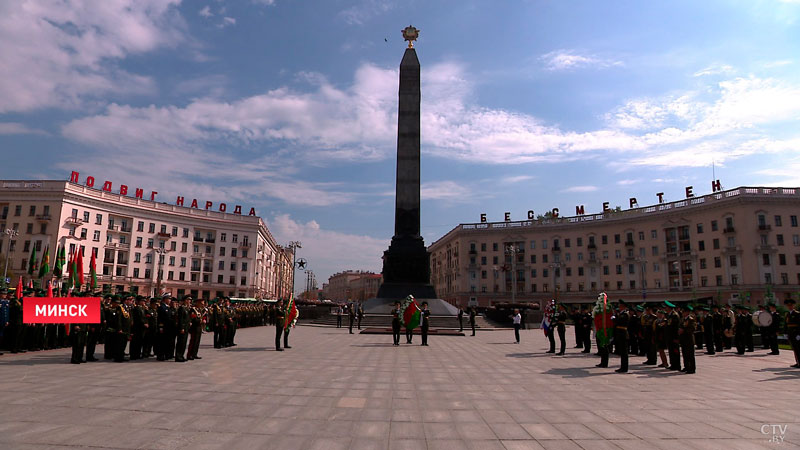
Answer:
0;325;798;449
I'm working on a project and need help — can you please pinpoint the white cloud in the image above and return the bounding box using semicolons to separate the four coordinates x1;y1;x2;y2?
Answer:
421;181;472;202
540;50;623;71
267;214;386;290
340;0;394;25
693;64;735;77
199;6;213;18
218;17;236;28
0;0;185;113
0;122;48;136
561;185;598;193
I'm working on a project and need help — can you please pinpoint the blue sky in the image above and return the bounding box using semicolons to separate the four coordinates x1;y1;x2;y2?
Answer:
2;0;800;292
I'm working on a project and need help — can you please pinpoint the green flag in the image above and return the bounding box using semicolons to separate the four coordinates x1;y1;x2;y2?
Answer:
27;246;38;276
53;245;66;278
38;246;50;278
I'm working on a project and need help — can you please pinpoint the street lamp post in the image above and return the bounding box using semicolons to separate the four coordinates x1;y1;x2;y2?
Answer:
2;228;19;288
154;247;169;296
505;243;517;304
288;241;302;298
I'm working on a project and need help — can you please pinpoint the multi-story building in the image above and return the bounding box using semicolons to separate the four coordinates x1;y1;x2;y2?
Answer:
324;270;382;302
429;186;800;308
0;180;294;299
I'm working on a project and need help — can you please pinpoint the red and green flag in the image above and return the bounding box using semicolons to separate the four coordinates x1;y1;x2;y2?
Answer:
400;295;421;330
285;294;298;329
89;250;98;290
53;245;66;278
38;246;50;278
75;248;84;290
27;246;38;276
592;292;613;347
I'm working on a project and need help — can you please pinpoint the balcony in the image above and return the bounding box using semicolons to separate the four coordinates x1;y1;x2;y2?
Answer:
551;246;561;252
624;240;635;247
239;242;251;249
723;226;735;234
193;237;204;242
117;260;129;265
104;242;131;249
758;224;772;232
190;266;201;272
64;216;84;226
157;232;172;239
35;214;51;221
205;238;216;243
107;225;119;232
587;243;597;250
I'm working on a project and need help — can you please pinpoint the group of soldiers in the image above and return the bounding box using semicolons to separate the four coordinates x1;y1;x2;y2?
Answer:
335;303;364;333
0;288;279;363
548;297;800;374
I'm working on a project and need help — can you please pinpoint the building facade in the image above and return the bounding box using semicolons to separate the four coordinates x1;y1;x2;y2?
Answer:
429;186;800;308
323;270;382;302
0;180;294;299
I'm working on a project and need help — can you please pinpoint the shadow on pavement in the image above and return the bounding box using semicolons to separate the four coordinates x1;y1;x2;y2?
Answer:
224;347;269;352
753;366;800;382
0;354;69;365
542;367;610;378
350;343;396;347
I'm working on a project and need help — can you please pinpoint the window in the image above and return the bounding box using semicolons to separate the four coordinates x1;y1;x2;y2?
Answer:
776;215;783;227
651;246;659;256
96;214;102;225
714;257;721;268
242;250;248;258
796;254;800;265
232;234;238;243
638;231;645;241
530;269;537;278
566;267;572;276
763;254;771;266
83;211;90;222
530;255;536;264
137;221;144;232
492;256;498;264
169;256;176;266
792;215;798;227
601;235;608;245
699;258;706;269
168;271;174;281
480;243;487;251
26;223;33;234
134;237;142;248
794;235;800;246
240;277;246;286
616;265;622;275
481;256;487;265
577;252;583;261
242;262;248;271
577;238;583;247
628;264;635;274
761;235;769;245
729;255;737;267
80;228;87;239
149;223;155;233
145;269;151;279
716;275;723;286
182;242;188;252
565;253;571;262
564;238;571;248
780;254;787;265
731;274;738;285
615;250;621;259
230;262;236;270
713;239;719;250
698;240;705;251
701;276;708;287
147;238;154;248
553;239;560;249
765;273;772;284
231;248;237;257
180;257;186;267
145;254;152;264
653;263;660;272
172;226;178;236
183;228;189;238
578;267;584;276
93;230;100;241
133;268;140;278
603;266;609;275
542;254;548;263
614;234;620;244
481;270;487;279
14;205;23;216
543;269;549;278
160;224;166;234
541;240;547;250
696;223;704;234
39;223;47;234
602;251;609;260
170;241;176;251
778;234;785;246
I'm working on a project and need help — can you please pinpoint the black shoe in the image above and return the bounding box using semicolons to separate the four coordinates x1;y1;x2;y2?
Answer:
614;368;627;373
581;350;590;353
595;363;607;368
86;357;98;362
768;352;780;355
684;370;695;374
187;357;194;360
679;368;687;372
574;345;583;348
545;350;555;354
791;364;800;368
276;348;284;351
555;352;564;356
284;346;292;349
70;360;81;364
175;357;186;362
194;356;202;359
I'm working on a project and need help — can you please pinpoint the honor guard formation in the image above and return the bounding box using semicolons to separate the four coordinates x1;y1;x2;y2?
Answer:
0;287;290;363
539;292;800;374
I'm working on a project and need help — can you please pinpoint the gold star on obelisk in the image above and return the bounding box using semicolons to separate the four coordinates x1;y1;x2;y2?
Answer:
402;25;419;48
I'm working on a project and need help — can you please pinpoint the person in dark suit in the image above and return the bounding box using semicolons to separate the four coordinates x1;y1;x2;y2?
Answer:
469;307;476;336
348;304;356;334
357;304;364;330
274;299;285;351
768;303;780;355
420;302;431;346
665;301;681;371
174;296;191;362
581;305;593;353
457;308;464;332
129;297;146;360
678;304;697;374
554;304;567;355
391;301;401;346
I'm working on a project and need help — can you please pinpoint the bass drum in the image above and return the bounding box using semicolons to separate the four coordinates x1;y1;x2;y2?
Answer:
752;310;773;327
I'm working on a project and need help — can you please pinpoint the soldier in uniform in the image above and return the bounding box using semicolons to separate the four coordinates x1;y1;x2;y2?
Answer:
784;298;800;368
156;294;171;361
767;302;780;355
0;289;8;355
187;298;206;360
641;304;657;365
103;295;115;359
654;309;669;367
274;299;284;351
722;304;734;349
129;296;146;360
554;304;567;355
734;305;749;355
665;301;682;371
348;304;356;334
457;307;464;332
104;297;125;362
469;307;476;336
712;304;724;353
84;294;103;362
70;316;87;364
613;300;630;373
283;301;293;350
678;304;697;374
7;290;24;353
174;295;191;362
420;301;430;346
701;306;715;355
210;299;223;348
357;304;364;330
628;305;641;356
580;305;592;353
142;298;157;358
391;301;401;346
225;298;237;347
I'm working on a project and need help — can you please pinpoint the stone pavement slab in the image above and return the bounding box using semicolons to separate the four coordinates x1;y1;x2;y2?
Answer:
0;325;798;449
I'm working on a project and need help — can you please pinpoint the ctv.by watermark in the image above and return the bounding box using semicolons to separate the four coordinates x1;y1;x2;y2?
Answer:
762;424;789;444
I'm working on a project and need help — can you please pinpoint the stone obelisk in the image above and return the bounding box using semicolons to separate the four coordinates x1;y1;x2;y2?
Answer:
376;26;437;301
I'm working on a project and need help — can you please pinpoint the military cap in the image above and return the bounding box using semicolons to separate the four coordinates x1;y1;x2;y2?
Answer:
786;298;796;305
656;309;666;314
635;305;644;311
110;296;121;303
664;301;676;308
618;299;627;306
421;301;428;306
711;304;720;309
161;292;171;298
701;306;710;311
766;302;776;307
681;304;694;311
